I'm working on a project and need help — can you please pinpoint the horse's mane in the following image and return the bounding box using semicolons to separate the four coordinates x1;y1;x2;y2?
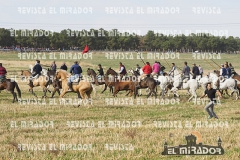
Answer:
87;68;96;75
107;68;118;74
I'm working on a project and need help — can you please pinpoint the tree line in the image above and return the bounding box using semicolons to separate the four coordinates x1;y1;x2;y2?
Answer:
0;28;240;52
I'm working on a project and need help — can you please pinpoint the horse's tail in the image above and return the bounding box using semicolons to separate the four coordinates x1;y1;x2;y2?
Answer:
14;81;21;98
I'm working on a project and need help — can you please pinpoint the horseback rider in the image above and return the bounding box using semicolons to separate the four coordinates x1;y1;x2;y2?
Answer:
198;65;203;78
0;63;7;82
180;62;190;88
135;64;141;74
136;62;152;87
192;63;200;79
60;62;67;71
169;63;176;77
29;60;42;86
229;63;236;75
96;64;104;85
119;62;127;80
50;61;57;72
68;61;82;91
151;61;160;77
225;64;231;78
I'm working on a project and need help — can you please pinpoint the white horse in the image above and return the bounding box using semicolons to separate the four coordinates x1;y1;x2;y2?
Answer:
170;69;199;102
209;73;239;100
157;74;173;97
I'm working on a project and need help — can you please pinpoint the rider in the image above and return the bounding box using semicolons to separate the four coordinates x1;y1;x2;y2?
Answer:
151;61;160;77
96;64;104;85
169;63;176;77
29;60;42;85
60;62;67;71
198;65;203;78
192;63;200;79
225;64;231;78
50;61;57;72
136;62;152;87
0;63;7;82
229;63;236;75
135;64;141;74
180;62;190;88
119;62;127;80
68;61;82;91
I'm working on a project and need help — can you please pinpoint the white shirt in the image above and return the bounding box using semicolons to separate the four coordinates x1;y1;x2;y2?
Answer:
119;66;124;73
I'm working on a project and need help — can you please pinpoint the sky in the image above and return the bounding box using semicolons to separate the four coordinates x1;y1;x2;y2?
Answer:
0;0;239;37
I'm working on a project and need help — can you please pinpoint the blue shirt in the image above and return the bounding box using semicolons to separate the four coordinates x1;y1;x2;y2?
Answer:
70;64;82;75
226;67;231;78
221;68;227;76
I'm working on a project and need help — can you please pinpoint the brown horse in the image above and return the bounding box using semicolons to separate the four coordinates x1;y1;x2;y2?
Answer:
0;78;21;103
54;70;93;102
87;68;113;93
104;75;135;97
21;70;51;98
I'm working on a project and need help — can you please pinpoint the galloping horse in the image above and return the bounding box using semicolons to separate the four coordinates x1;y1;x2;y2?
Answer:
128;68;158;98
87;68;113;93
54;70;93;102
0;78;21;103
209;72;239;100
170;69;199;102
21;70;51;98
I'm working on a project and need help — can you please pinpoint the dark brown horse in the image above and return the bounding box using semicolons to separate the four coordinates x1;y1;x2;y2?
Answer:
0;78;21;103
134;76;158;99
87;68;113;93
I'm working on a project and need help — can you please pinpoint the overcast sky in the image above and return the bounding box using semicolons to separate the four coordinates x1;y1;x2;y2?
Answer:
0;0;239;37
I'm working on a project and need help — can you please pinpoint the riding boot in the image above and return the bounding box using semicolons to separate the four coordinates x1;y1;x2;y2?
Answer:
68;82;73;91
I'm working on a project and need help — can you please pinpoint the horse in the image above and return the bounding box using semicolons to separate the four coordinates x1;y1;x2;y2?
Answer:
103;75;135;97
170;69;199;102
156;73;173;98
87;68;113;93
20;70;51;98
54;70;93;105
0;78;21;103
209;72;239;100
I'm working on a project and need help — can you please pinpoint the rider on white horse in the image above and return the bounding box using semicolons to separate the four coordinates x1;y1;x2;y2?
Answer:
179;62;190;88
169;63;176;78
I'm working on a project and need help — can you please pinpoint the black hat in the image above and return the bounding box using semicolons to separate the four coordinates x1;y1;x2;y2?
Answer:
36;60;40;63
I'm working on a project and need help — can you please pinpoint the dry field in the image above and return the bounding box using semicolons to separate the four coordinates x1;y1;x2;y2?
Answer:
0;51;240;160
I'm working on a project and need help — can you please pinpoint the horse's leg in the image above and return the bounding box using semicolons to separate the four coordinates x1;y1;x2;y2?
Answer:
225;89;231;96
51;88;56;98
10;91;16;103
41;86;48;98
188;89;194;102
129;90;133;97
125;91;130;96
101;84;107;93
29;88;38;98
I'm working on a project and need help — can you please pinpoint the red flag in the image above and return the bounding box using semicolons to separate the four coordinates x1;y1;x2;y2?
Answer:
82;45;89;54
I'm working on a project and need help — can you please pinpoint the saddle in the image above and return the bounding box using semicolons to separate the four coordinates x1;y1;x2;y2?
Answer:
0;76;6;83
72;76;83;85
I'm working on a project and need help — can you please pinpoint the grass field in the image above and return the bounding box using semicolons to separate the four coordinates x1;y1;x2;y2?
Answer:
0;51;240;159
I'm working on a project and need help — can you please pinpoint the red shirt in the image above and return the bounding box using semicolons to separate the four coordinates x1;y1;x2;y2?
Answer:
0;66;7;76
142;64;152;75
